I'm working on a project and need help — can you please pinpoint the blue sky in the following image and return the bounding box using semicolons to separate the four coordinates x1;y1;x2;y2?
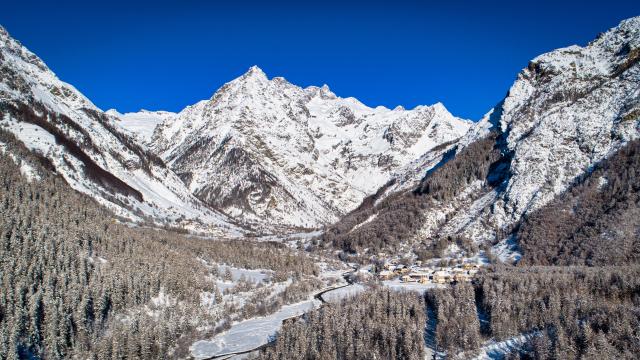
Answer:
1;1;639;119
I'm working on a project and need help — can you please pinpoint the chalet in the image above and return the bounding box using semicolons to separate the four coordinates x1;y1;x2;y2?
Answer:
433;271;450;284
463;263;481;271
467;268;480;276
453;272;471;283
378;270;394;280
402;272;431;283
401;275;414;283
395;265;410;275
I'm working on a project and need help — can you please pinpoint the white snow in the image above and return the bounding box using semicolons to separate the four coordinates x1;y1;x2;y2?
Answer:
0;27;243;236
412;16;640;245
217;265;271;283
496;16;640;225
3;16;639;241
108;109;176;145
0;139;41;181
190;299;319;359
19;162;40;181
350;214;378;233
150;289;175;308
492;236;522;264
469;332;539;360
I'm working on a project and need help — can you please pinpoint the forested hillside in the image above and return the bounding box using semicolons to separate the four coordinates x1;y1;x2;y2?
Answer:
0;130;319;359
475;266;640;358
516;139;640;266
269;141;640;359
1;11;639;360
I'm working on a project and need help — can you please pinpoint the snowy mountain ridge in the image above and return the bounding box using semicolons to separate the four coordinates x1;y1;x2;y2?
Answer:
321;16;640;261
2;15;638;240
0;24;470;234
419;15;640;247
148;65;471;230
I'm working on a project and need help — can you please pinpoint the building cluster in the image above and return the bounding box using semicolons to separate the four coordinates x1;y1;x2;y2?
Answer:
377;261;481;285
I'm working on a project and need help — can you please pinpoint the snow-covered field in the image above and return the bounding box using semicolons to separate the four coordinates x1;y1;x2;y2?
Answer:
189;277;445;359
492;236;522;264
214;265;271;292
190;299;319;359
217;265;270;283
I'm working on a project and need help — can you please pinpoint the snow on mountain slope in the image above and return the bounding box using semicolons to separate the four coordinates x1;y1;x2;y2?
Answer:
497;16;640;221
424;16;640;244
322;16;640;255
0;25;241;235
151;66;471;230
107;109;176;147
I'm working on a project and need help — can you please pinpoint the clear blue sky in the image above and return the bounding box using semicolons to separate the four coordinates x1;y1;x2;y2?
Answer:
1;1;638;119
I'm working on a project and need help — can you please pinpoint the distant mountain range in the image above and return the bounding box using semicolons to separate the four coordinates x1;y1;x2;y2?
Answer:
1;16;639;244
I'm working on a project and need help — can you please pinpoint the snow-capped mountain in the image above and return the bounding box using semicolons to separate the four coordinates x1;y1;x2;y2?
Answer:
469;15;640;241
148;66;471;230
7;13;636;241
326;16;640;256
0;26;241;235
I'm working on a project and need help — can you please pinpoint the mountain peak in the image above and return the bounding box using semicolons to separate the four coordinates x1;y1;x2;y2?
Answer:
241;65;268;81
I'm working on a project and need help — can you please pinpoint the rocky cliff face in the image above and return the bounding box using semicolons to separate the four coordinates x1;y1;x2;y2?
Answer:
497;16;640;221
150;66;471;230
0;23;471;234
473;16;640;242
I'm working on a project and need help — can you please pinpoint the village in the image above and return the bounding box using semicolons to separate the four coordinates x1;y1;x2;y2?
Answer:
375;260;483;285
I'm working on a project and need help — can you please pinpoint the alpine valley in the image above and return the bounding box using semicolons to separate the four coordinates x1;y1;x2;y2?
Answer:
1;13;639;360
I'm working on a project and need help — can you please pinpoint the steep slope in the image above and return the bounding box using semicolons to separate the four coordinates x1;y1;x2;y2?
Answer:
493;16;640;226
322;16;640;256
151;66;471;230
0;26;241;235
461;15;640;244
